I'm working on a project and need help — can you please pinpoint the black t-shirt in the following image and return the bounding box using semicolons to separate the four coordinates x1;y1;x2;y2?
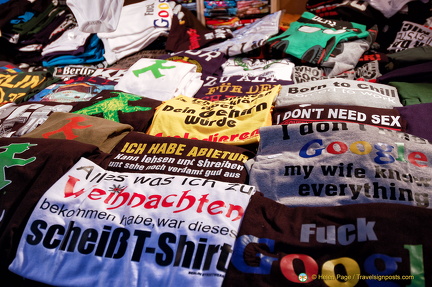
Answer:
100;131;256;183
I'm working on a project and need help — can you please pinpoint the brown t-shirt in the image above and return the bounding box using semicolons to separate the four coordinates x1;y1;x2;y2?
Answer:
22;112;133;153
0;137;108;284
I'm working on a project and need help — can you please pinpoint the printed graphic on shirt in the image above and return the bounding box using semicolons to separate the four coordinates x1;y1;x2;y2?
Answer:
0;143;36;189
248;122;432;208
91;68;127;82
115;57;203;101
21;112;133;153
41;116;93;139
272;104;406;131
104;132;254;183
223;194;432;286
387;21;432;53
9;158;254;287
160;49;228;78
73;92;152;123
222;58;294;81
0;71;52;104
276;78;402;109
0;102;74;137
70;90;160;132
293;60;382;83
0;64;22;74
147;86;279;145
30;76;117;102
52;66;97;79
268;11;370;64
133;59;176;79
293;66;327;83
195;75;290;102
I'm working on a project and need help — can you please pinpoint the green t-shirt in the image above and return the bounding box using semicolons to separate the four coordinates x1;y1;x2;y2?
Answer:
268;11;371;64
389;81;432;106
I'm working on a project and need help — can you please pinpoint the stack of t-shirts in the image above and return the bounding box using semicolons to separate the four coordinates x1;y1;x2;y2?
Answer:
202;10;282;56
267;11;374;77
0;1;77;65
97;0;174;65
306;0;345;19
42;33;106;67
41;26;91;63
382;19;432;106
0;0;54;29
375;23;432;140
115;58;203;101
165;2;233;52
305;0;431;54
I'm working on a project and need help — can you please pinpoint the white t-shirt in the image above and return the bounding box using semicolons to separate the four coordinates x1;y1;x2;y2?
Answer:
115;58;203;100
97;0;173;64
66;0;124;33
9;157;254;287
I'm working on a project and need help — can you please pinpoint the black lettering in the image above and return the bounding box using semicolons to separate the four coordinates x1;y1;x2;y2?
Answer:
26;219;47;245
216;243;232;272
174;235;195;267
156;232;175;266
77;228;98;254
95;225;112;256
43;224;65;249
105;228;130;259
131;230;152;262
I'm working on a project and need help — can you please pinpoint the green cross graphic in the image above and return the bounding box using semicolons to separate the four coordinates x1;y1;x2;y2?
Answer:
0;143;37;190
133;59;176;79
73;92;152;122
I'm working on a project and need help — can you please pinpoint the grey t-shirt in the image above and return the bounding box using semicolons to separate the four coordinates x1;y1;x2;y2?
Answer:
247;122;432;208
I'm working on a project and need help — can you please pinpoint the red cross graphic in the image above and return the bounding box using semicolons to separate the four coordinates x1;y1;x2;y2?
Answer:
42;116;92;140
